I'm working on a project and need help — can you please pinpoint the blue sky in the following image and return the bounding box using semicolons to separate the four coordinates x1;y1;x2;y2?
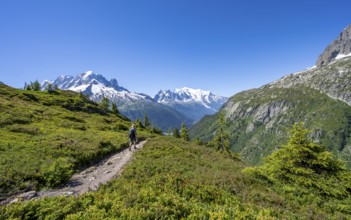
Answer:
1;0;351;97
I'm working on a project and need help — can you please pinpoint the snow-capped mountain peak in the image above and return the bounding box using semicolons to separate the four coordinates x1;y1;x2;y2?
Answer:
41;72;228;128
82;70;94;79
155;87;227;107
154;87;228;122
41;71;133;100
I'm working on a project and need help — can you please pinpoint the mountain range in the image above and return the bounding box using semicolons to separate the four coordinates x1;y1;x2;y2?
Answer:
41;72;227;131
190;24;351;166
154;87;228;122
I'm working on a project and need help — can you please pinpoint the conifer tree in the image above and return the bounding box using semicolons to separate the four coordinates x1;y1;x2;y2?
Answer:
245;122;351;199
45;83;53;93
151;125;162;135
32;80;41;91
135;118;144;128
213;113;230;152
25;83;32;90
173;128;180;138
100;96;110;111
180;123;190;141
143;114;150;128
111;102;119;114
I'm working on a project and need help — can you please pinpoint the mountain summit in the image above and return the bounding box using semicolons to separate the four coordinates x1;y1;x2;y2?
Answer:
191;24;351;165
41;72;226;130
42;71;129;99
42;71;192;130
154;87;228;122
316;24;351;66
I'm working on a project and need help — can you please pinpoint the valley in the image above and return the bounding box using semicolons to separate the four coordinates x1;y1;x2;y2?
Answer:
1;22;351;220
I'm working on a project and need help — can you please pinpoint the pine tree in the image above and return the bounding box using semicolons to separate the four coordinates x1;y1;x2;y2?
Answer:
135;118;144;128
173;128;180;138
111;102;119;114
180;123;190;141
151;125;162;135
245;122;351;199
45;83;53;93
32;80;41;91
143;114;150;128
213;113;230;152
25;83;32;90
100;96;110;111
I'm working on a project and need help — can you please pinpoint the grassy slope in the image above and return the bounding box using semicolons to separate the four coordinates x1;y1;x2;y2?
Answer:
2;137;350;219
0;84;153;198
190;86;351;166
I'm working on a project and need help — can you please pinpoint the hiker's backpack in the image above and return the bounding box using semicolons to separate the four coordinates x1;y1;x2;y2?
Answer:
129;128;136;138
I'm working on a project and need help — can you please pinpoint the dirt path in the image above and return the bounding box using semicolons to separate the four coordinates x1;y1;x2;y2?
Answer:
6;140;147;204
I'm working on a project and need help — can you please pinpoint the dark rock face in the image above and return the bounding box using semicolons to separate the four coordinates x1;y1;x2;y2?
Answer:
316;25;351;66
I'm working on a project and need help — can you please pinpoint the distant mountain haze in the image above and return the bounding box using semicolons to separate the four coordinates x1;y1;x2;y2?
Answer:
41;72;227;131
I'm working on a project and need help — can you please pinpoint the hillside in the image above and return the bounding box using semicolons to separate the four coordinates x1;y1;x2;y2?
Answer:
0;84;154;201
190;83;351;165
190;27;351;166
1;82;351;218
2;136;351;219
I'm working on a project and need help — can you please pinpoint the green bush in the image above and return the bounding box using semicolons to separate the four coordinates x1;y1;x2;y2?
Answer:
43;158;74;188
244;123;351;215
113;123;129;131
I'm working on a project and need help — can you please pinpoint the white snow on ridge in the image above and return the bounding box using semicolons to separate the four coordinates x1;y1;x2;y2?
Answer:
155;87;227;111
91;83;114;94
83;70;94;79
69;84;90;92
335;52;351;60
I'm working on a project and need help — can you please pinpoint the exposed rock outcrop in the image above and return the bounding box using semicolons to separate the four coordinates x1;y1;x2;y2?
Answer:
316;25;351;66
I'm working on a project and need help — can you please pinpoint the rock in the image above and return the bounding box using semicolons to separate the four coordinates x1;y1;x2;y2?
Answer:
18;191;37;200
9;198;19;204
316;24;351;66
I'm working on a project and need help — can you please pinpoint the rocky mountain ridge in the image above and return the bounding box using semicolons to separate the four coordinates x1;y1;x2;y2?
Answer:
42;72;226;130
154;87;228;122
268;56;351;105
316;24;351;66
190;24;351;166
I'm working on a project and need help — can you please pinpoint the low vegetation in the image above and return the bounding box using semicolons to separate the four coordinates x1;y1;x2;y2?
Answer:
2;133;351;219
1;83;351;219
0;84;153;198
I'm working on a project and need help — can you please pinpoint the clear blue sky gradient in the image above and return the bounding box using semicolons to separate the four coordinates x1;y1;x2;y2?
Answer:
1;0;351;97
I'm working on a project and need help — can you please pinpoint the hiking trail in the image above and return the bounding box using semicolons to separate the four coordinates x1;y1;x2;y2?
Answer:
6;140;147;204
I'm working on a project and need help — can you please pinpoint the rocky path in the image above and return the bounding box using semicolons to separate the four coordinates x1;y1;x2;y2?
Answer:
6;140;147;204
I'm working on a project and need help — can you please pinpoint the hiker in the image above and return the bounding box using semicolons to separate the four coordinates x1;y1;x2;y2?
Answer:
129;124;137;151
